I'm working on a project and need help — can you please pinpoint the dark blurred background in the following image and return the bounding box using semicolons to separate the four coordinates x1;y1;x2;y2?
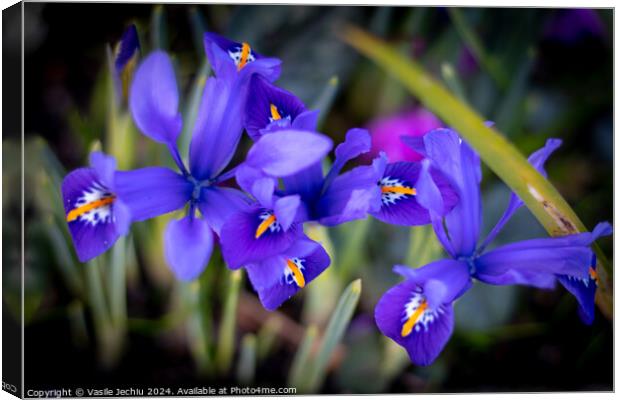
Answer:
13;3;613;394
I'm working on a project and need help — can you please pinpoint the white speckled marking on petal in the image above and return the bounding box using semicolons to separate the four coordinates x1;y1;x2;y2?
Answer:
73;183;114;226
402;291;444;333
380;176;416;206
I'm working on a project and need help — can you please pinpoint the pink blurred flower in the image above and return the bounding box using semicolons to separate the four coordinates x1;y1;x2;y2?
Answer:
365;108;443;162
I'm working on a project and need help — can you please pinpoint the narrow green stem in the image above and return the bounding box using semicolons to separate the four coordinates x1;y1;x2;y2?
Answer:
288;324;318;390
311;76;340;129
236;334;257;385
151;5;168;50
108;236;128;329
337;217;371;280
85;259;121;367
405;224;442;268
216;269;242;374
305;279;362;392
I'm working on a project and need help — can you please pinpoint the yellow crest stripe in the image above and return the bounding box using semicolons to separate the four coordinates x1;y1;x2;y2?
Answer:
238;42;251;71
588;267;599;286
286;259;306;288
255;214;277;239
66;196;116;222
381;186;417;195
401;300;428;337
270;104;282;121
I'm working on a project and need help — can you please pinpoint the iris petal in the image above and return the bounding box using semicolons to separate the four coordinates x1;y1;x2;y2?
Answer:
479;138;563;251
246;239;330;310
62;167;126;262
189;76;244;180
129;51;183;145
474;222;612;289
114;24;140;101
245;129;333;177
220;207;302;269
114;167;192;222
317;164;382;226
291;110;320;131
274;195;301;231
244;74;306;140
558;254;597;325
203;31;281;84
374;279;455;366
417;129;482;257
89;152;116;189
251;178;276;208
164;216;214;281
370;160;458;226
281;162;325;205
323;128;372;190
197;187;252;235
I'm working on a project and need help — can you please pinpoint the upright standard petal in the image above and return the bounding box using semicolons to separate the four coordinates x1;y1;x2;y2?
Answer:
408;129;482;257
370;160;458;226
246;237;330;310
89;151;116;189
291;110;320;131
189;77;244;180
322;128;372;190
443;137;482;257
233;164;279;210
479;138;563;251
251;178;277;209
393;259;472;306
244;75;306;140
273;195;301;231
220;206;302;269
129;51;182;145
245;129;333;177
114;167;193;222
164;216;214;281
62;167;127;262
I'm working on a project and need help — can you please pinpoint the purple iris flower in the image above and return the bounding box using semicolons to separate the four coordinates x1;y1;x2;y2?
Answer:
244;74;318;141
113;24;140;102
114;24;140;76
244;234;331;311
203;31;281;101
375;128;612;366
219;129;333;270
62;44;331;283
218;155;334;309
243;76;458;228
62;152;133;262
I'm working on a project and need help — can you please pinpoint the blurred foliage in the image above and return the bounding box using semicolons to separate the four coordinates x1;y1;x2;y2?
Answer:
14;4;613;394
